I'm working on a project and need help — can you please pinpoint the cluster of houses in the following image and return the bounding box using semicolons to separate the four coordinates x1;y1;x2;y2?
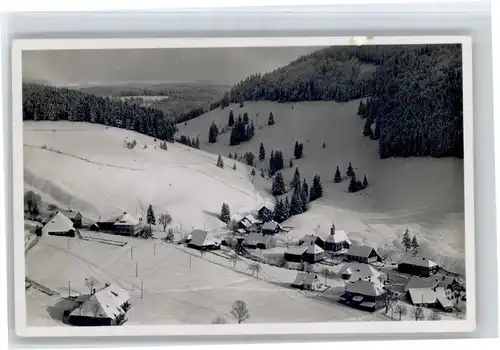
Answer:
65;283;131;326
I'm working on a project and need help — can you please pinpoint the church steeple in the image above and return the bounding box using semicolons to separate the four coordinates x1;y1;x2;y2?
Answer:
330;221;336;236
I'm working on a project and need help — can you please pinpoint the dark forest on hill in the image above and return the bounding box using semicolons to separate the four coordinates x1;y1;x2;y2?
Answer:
220;44;464;159
22;83;177;142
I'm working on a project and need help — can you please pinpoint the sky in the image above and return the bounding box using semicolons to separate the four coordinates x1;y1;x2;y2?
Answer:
22;46;324;87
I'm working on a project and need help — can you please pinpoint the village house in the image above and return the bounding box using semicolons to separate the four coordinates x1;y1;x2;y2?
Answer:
404;275;460;295
339;262;382;283
284;243;324;269
324;223;352;253
42;211;76;237
261;220;284;235
237;217;255;233
59;209;83;228
113;213;143;236
340;279;387;312
291;272;320;291
243;232;277;250
405;287;454;312
96;214;125;231
187;230;221;251
299;234;326;250
257;205;273;221
345;245;382;264
398;256;439;277
67;283;131;326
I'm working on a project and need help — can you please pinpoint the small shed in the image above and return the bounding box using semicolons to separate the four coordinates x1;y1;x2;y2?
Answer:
291;272;320;290
187;230;221;251
345;245;381;264
398;256;439;277
261;221;283;235
42;211;76;237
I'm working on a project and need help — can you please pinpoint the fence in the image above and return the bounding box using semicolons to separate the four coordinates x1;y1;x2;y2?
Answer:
25;277;60;296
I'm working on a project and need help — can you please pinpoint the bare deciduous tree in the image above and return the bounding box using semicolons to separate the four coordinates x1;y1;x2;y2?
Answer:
411;306;425;321
212;316;228;324
229;252;240;268
321;268;332;286
393;303;408;321
159;212;173;232
85;277;98;295
230;300;250;324
428;310;441;321
247;263;262;279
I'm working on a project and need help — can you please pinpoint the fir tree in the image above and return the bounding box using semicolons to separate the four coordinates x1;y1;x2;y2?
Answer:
301;179;309;212
228;153;233;159
259;142;266;161
290;183;304;216
260;168;265;178
411;235;420;255
322;141;326;148
243;112;249;124
283;197;291;220
194;137;200;149
268;112;275;126
363;118;373;137
220;203;231;223
273;199;285;223
294;141;304;159
348;173;358;193
334;165;342;183
228;110;235;127
289;159;294;168
147;204;156;226
251;168;256;176
244;152;255;166
363;174;369;188
310;175;323;201
209;121;219;143
271;172;286;196
290;167;301;189
346;162;355;178
402;227;412;252
217;155;224;168
233;163;237;170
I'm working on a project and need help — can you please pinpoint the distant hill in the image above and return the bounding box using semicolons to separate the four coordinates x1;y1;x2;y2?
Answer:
220;44;463;159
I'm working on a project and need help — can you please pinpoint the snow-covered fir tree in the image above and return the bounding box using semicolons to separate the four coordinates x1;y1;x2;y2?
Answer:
220;203;231;223
290;183;304;216
209;121;219;143
217;155;224;168
334;165;342;183
259;142;266;161
147;204;156;226
271;172;286;196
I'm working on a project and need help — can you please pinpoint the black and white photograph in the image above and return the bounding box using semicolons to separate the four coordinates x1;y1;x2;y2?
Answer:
12;37;474;337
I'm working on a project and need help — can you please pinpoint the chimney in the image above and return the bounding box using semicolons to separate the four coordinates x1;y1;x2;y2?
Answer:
123;212;127;215
330;222;336;236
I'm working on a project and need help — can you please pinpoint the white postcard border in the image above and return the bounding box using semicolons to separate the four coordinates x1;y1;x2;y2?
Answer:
11;35;475;338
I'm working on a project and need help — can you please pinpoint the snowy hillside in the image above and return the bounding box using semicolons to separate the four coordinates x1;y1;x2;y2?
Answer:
176;101;465;274
23;121;272;231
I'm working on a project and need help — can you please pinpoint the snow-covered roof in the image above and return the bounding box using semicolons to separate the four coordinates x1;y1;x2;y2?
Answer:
407;288;437;304
400;256;438;268
300;234;325;244
306;244;324;255
346;245;377;258
42;211;75;234
262;221;282;231
434;287;454;309
244;232;265;246
69;284;130;320
292;272;318;286
189;230;218;247
325;230;352;244
113;213;140;226
339;263;381;282
239;217;254;228
285;245;308;256
345;280;385;297
96;283;130;308
405;276;442;291
58;209;82;220
258;205;273;213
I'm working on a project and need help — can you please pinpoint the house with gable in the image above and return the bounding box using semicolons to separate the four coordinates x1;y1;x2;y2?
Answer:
345;245;382;264
42;211;76;237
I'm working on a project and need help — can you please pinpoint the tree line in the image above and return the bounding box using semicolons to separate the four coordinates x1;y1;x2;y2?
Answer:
218;44;463;159
23;83;177;142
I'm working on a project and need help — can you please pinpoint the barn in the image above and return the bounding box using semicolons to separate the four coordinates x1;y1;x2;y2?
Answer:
398;256;439;277
41;211;76;237
59;209;83;228
243;232;277;250
113;213;143;236
405;287;454;312
345;245;381;264
67;284;131;326
340;279;387;312
187;230;221;251
261;221;283;235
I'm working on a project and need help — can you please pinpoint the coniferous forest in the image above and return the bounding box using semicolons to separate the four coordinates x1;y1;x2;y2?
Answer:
223;44;463;159
23;83;177;142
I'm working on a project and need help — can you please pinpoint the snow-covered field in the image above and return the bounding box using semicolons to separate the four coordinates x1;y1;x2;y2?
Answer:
25;234;385;326
177;101;465;274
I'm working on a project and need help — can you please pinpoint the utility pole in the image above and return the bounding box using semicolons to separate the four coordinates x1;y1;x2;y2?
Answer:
131;247;133;259
154;242;156;255
67;237;70;250
189;254;192;268
141;281;144;299
136;262;138;278
68;280;71;298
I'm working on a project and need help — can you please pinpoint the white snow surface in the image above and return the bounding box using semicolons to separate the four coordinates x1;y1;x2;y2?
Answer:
176;100;465;274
